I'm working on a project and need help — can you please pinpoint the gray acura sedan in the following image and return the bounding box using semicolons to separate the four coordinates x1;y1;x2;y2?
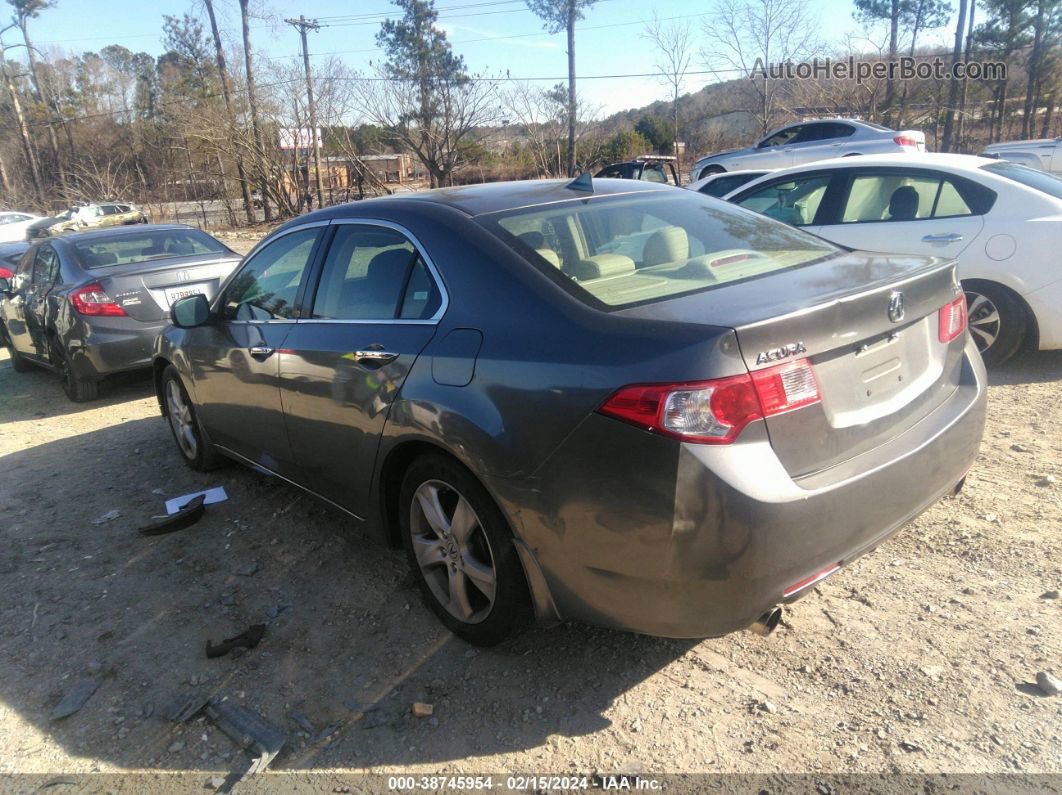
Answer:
154;178;986;646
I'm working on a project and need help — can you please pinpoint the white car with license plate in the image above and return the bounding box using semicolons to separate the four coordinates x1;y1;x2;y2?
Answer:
725;153;1062;364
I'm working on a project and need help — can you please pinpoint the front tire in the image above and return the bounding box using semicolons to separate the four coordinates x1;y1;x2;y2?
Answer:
161;365;223;471
49;339;98;402
964;281;1028;366
399;454;532;646
697;165;725;180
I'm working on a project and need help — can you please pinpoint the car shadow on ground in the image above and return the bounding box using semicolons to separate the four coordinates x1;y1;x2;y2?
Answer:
0;416;695;776
0;353;156;423
986;348;1062;387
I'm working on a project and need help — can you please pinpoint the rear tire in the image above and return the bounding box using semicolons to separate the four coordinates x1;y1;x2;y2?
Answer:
161;365;223;471
2;325;33;373
963;280;1028;366
399;454;532;646
49;339;99;402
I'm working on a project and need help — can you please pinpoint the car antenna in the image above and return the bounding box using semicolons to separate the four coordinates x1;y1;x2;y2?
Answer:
566;171;594;192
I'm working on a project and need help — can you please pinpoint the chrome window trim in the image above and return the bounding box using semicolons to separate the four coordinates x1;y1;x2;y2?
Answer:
294;217;450;326
210;220;330;316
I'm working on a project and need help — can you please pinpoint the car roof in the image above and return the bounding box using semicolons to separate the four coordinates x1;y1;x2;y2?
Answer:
727;153;999;197
55;223;196;244
298;178;673;220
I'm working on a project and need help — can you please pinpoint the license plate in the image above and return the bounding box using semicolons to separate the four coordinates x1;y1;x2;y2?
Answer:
165;284;207;305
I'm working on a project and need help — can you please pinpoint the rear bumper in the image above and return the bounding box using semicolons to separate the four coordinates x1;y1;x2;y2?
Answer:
498;339;987;638
67;317;168;379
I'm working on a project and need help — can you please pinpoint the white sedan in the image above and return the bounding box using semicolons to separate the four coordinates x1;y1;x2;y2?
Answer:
725;153;1062;364
0;211;43;243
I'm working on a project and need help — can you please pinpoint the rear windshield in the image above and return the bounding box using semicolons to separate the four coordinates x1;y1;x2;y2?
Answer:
480;192;840;308
73;229;228;268
981;160;1062;199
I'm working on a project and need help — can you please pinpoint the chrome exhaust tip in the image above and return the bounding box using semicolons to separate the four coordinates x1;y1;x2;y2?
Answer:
748;606;783;636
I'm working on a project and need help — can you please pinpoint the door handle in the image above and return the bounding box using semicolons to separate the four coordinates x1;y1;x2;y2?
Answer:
248;345;274;357
921;233;963;243
354;349;399;365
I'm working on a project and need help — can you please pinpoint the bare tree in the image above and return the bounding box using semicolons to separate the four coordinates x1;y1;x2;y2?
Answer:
643;13;693;173
352;71;498;187
203;0;254;223
700;0;819;135
0;24;43;204
238;0;271;221
941;0;970;151
525;0;599;176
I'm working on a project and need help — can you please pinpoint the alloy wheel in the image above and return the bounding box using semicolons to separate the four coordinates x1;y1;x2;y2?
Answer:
965;290;1000;353
166;378;199;460
409;480;497;624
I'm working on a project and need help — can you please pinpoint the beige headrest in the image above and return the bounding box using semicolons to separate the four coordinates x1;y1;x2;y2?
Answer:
571;253;636;281
643;226;689;267
536;248;561;268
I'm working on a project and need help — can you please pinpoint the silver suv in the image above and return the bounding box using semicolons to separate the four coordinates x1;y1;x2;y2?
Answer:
689;119;926;182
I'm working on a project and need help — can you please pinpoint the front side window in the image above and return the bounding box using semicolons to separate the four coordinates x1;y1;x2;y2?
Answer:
841;173;973;223
483;192;839;309
221;228;319;320
734;175;831;226
311;225;441;320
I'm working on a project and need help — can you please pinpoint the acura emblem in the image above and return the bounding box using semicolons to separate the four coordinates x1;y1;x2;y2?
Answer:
887;291;905;323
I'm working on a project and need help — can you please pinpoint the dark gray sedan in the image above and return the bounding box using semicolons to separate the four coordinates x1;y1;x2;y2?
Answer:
154;178;986;645
0;224;240;401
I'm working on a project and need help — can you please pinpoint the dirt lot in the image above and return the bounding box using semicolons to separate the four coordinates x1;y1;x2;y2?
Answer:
0;250;1059;787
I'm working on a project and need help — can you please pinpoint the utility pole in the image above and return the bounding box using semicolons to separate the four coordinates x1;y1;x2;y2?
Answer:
285;16;324;210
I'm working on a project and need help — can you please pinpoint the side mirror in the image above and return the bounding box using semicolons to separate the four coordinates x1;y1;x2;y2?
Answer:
171;293;211;328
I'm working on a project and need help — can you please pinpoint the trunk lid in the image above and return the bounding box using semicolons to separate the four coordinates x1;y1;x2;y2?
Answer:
618;250;966;477
95;253;241;322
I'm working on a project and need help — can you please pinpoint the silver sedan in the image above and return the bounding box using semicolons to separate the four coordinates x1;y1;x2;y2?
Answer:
689;119;926;181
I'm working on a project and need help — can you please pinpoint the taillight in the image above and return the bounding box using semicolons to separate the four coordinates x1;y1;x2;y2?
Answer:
894;134;921;147
70;282;127;316
938;295;967;343
598;359;820;444
0;266;12;280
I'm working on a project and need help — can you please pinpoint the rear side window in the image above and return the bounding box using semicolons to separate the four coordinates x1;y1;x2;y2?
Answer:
31;246;60;286
839;172;992;223
483;192;839;309
311;225;441;321
734;175;831;226
222;228;319;320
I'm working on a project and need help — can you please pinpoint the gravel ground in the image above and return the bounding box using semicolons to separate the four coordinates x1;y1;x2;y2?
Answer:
0;236;1059;787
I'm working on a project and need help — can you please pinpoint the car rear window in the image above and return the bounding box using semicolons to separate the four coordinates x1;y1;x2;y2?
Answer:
73;229;228;268
981;160;1062;199
480;192;840;309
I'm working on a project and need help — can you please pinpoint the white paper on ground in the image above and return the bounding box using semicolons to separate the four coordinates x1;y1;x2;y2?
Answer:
164;486;229;515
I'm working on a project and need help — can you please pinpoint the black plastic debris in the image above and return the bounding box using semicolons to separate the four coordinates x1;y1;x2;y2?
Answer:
160;692;210;723
50;678;100;721
138;494;206;536
205;698;286;774
206;624;266;659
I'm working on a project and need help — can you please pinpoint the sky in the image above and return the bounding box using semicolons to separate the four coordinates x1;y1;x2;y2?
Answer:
19;0;961;117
